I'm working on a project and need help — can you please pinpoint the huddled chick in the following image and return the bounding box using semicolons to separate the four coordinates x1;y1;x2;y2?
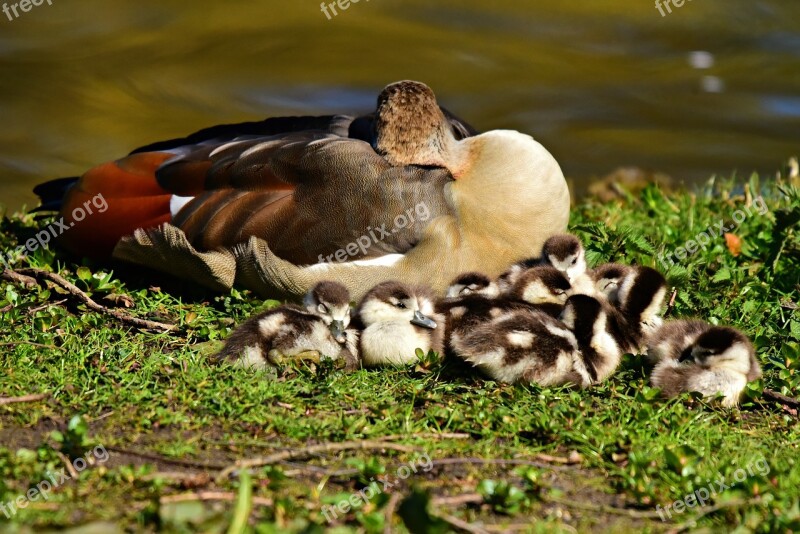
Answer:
496;234;605;298
451;294;624;387
539;234;595;294
496;234;589;292
356;281;444;367
438;267;572;358
437;272;510;357
614;266;668;351
648;320;762;406
505;265;572;317
446;234;668;388
216;281;359;370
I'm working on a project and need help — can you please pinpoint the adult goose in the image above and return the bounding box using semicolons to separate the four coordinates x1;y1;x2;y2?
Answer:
35;81;570;300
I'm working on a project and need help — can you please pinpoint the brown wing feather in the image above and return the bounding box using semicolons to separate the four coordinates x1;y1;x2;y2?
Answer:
160;134;452;263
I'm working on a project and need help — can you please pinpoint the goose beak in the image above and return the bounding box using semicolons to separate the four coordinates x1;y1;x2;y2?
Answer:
410;310;437;329
330;320;347;343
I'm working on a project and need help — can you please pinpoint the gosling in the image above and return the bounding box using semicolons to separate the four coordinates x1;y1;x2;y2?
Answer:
650;324;762;407
357;281;444;367
452;294;624;387
216;281;358;369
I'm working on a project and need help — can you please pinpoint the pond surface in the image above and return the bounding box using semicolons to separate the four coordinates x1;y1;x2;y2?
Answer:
1;0;798;211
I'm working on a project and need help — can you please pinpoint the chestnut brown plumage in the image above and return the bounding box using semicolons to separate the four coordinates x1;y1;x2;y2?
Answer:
36;81;569;300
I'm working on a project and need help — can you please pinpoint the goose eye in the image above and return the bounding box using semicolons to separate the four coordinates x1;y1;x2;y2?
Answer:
571;258;578;265
317;303;327;314
395;301;407;309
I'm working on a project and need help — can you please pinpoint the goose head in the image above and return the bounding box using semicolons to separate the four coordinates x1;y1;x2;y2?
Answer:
378;80;569;256
374;81;458;168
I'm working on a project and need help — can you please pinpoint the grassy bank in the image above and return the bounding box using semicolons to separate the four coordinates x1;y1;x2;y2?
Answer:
1;169;799;533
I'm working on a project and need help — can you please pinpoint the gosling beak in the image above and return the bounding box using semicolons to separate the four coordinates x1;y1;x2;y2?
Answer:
410;310;437;329
330;320;347;343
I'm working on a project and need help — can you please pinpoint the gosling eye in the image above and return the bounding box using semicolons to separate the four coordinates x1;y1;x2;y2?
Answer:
317;303;327;314
571;258;578;265
395;301;407;309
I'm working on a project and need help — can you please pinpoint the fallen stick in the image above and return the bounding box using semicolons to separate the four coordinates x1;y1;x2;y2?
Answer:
11;267;176;332
762;388;800;411
664;288;678;318
435;512;490;534
383;492;402;534
1;269;36;287
0;342;58;350
106;446;226;470
0;393;49;405
216;440;418;482
159;491;273;507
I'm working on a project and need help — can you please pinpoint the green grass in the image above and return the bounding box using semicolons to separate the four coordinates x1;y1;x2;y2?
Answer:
1;168;799;533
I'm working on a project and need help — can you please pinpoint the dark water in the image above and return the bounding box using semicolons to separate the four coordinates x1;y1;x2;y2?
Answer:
0;0;798;211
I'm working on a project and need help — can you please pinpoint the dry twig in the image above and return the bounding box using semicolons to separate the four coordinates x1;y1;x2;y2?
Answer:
217;440;418;482
159;491;273;507
762;388;800;411
0;341;57;350
664;288;678;318
106;446;226;470
0;393;49;405
435;512;490;534
383;492;402;534
1;269;36;287
10;268;175;332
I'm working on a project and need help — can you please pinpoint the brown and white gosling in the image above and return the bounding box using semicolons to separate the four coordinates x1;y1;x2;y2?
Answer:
496;234;592;295
357;281;444;367
644;319;710;365
650;323;762;407
615;266;668;349
438;272;505;356
439;267;572;357
215;281;358;370
445;272;500;298
496;257;540;292
451;294;624;387
540;234;590;290
505;265;573;317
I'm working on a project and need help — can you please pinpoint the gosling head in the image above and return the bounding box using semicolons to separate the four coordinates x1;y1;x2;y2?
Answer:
303;281;352;342
357;281;439;330
496;258;540;293
591;263;634;304
542;234;587;282
508;266;572;305
446;272;500;298
679;326;761;381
